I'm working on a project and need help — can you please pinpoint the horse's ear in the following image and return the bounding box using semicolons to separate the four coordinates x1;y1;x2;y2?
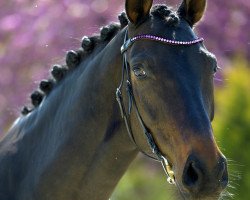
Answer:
125;0;153;25
178;0;207;27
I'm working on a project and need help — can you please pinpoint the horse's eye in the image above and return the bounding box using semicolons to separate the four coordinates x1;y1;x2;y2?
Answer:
133;66;147;78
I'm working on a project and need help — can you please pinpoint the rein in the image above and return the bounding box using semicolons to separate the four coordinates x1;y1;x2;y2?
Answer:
116;30;204;185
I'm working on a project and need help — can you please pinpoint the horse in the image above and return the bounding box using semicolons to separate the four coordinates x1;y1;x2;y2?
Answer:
0;0;228;199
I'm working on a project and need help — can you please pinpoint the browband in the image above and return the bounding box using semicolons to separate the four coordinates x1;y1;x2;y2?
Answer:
121;34;204;53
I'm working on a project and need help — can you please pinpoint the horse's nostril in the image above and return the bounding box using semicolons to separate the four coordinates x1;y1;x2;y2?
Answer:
220;172;228;189
182;155;229;196
186;163;198;185
218;161;228;189
183;161;202;193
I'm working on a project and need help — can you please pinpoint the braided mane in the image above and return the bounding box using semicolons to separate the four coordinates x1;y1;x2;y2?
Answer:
22;5;179;115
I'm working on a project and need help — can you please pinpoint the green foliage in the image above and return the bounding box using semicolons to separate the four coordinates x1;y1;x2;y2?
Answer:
213;57;250;199
111;156;177;200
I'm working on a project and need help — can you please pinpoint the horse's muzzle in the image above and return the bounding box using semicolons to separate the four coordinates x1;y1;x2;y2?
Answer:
181;153;228;199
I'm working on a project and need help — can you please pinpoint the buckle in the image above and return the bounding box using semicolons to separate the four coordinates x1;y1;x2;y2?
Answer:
121;38;133;54
116;88;125;118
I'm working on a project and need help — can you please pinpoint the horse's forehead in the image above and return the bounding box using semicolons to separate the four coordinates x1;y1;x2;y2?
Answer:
127;18;207;76
130;18;196;41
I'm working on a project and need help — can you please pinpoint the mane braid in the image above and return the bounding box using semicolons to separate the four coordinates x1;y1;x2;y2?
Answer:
21;12;128;115
21;5;177;115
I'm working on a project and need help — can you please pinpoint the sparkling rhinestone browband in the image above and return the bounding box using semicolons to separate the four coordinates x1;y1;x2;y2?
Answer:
121;34;204;53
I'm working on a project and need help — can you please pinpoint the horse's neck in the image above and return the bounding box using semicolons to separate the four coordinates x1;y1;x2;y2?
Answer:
67;31;139;199
1;30;138;200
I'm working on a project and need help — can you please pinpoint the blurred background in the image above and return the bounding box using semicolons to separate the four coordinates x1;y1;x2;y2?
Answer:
0;0;249;199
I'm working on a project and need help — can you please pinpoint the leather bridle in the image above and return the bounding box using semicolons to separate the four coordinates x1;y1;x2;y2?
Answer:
116;29;204;185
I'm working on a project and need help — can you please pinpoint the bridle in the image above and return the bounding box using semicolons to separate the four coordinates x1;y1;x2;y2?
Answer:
116;29;204;185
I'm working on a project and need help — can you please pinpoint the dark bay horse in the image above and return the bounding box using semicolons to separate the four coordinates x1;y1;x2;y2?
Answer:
0;0;228;199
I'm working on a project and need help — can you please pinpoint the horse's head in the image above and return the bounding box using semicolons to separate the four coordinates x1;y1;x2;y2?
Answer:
123;0;228;199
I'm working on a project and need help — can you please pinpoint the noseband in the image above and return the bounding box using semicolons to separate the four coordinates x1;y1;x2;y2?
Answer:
116;29;204;185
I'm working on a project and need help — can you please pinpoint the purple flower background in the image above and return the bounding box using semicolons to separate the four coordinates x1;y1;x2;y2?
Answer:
0;0;249;134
